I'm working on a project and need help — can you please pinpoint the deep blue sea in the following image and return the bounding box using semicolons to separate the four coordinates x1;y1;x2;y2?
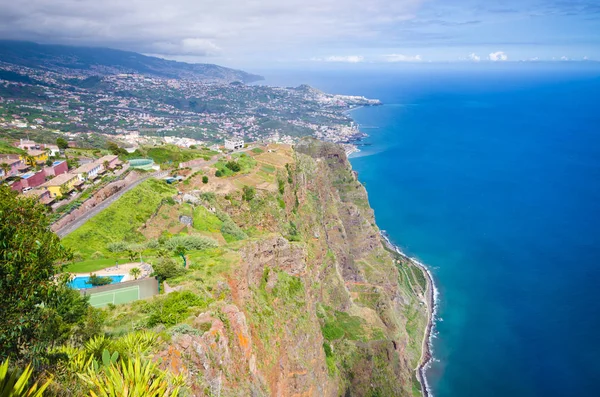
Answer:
260;65;600;396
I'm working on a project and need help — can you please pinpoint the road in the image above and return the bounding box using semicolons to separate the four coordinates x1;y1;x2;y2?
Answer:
56;171;167;238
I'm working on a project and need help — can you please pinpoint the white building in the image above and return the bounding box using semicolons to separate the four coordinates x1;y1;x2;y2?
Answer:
224;138;244;151
72;161;103;181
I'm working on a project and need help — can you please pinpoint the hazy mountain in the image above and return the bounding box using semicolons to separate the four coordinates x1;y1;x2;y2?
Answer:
0;40;263;83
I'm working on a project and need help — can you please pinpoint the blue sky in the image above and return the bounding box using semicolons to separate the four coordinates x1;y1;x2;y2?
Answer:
0;0;598;67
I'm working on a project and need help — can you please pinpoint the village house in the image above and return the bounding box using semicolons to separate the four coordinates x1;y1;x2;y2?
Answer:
97;154;121;170
43;160;68;177
0;156;23;178
22;149;48;165
41;172;79;198
72;161;103;181
224;138;244;151
22;188;54;206
16;139;38;151
10;170;47;192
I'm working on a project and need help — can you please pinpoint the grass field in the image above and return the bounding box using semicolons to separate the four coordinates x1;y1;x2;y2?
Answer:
62;179;177;256
66;258;122;273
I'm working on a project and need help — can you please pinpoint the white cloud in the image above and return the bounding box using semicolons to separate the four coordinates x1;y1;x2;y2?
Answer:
312;55;365;63
468;53;481;62
489;51;508;61
384;53;422;62
583;56;589;60
560;56;569;61
0;0;425;61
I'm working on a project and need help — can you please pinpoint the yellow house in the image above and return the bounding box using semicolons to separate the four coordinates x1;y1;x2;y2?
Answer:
41;172;78;198
22;150;48;165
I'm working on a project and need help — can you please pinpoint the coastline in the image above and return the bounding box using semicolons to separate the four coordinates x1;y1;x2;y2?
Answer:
381;231;437;397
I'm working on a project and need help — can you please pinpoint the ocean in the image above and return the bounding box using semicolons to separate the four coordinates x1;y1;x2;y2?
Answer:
260;64;600;396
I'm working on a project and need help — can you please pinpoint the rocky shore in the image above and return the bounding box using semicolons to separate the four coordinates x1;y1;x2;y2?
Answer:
381;232;437;397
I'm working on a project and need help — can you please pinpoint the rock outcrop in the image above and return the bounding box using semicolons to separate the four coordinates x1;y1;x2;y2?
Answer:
157;140;429;396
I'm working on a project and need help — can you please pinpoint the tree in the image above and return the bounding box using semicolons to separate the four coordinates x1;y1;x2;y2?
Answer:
215;170;222;177
56;137;69;150
127;250;137;263
0;163;9;178
129;267;141;280
225;161;240;172
103;160;110;171
152;258;185;280
25;155;37;171
59;184;70;197
86;274;112;287
202;176;209;184
45;159;53;167
0;185;91;362
242;185;255;202
107;142;120;155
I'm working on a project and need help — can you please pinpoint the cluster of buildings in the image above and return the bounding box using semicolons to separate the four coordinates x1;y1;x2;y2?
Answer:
0;139;121;205
0;62;380;150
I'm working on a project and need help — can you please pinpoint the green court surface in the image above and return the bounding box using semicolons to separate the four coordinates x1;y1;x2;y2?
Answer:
88;285;140;307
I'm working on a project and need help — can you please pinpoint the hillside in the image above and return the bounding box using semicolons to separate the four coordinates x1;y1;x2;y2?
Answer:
58;140;430;396
0;40;263;83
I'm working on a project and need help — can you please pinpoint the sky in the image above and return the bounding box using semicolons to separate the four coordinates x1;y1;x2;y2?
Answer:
0;0;599;69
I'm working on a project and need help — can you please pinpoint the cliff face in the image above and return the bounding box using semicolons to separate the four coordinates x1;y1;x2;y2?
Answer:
159;140;429;396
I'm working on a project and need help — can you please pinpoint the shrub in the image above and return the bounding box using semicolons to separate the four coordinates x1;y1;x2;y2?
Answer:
168;323;201;336
152;258;186;280
225;161;240;172
0;359;53;396
215;210;247;241
91;251;104;259
78;357;183;397
142;291;208;327
145;239;159;249
163;235;218;251
242;185;255;202
215;170;222;177
107;241;129;253
202;176;208;184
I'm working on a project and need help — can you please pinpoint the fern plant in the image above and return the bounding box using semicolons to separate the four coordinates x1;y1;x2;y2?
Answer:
0;359;52;397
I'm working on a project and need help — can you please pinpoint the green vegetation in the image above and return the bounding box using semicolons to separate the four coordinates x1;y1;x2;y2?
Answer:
140;291;210;327
0;359;53;396
0;140;25;155
152;258;186;280
214;153;256;177
87;274;113;287
163;235;218;251
62;179;176;256
242;185;255;201
0;185;94;364
318;306;368;342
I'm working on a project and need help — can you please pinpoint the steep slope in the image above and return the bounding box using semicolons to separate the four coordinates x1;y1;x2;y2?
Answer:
153;140;431;396
0;40;263;83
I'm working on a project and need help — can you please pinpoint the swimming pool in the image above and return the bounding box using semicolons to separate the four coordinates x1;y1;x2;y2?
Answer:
69;275;124;289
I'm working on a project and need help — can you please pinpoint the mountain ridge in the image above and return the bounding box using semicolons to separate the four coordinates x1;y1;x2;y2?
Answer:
0;40;263;83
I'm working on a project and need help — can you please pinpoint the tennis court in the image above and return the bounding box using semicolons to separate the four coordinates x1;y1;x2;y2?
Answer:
88;285;140;307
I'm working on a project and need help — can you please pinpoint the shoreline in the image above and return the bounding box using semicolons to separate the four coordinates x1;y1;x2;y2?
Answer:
381;231;437;397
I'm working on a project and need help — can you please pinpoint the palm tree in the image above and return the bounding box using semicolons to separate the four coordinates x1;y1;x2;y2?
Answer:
0;162;10;178
129;267;141;280
103;160;110;171
127;250;137;263
25;155;37;171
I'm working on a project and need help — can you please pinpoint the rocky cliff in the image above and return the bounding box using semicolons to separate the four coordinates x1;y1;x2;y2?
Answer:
156;140;430;396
